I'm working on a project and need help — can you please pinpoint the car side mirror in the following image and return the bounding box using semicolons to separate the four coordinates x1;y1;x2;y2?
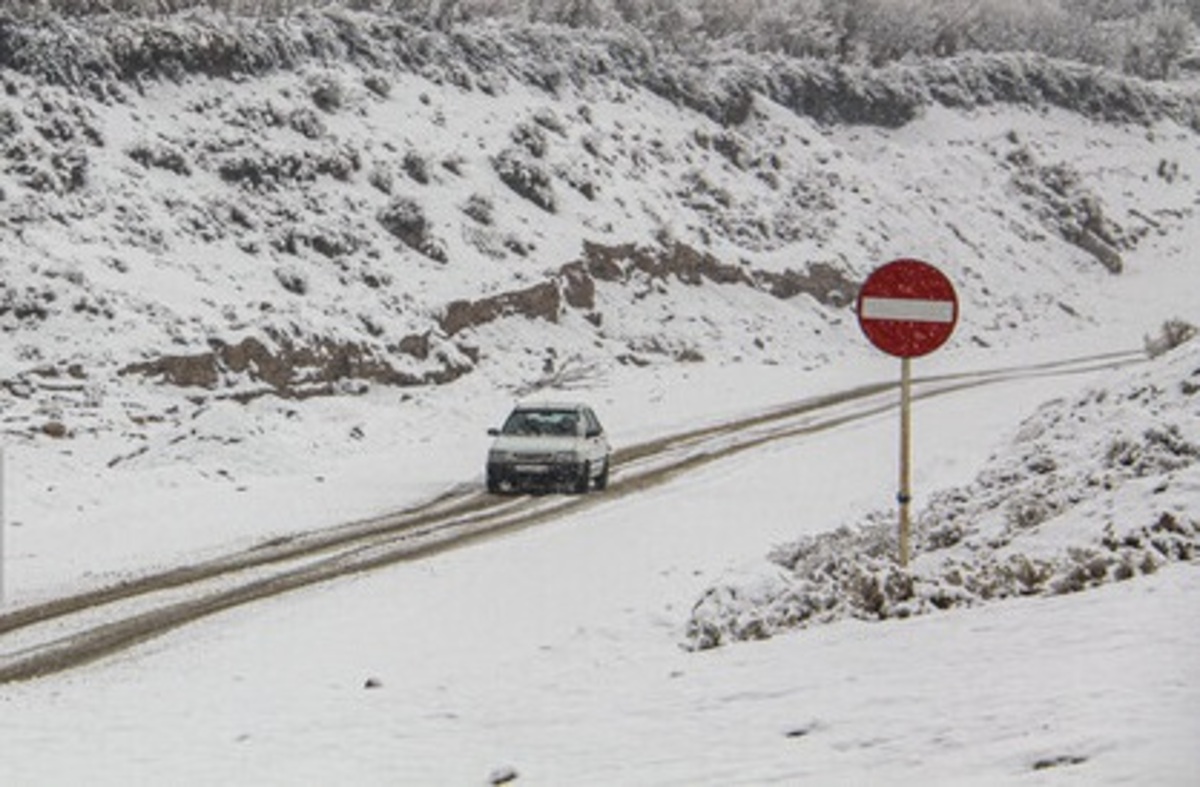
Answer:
586;428;602;438
487;428;500;437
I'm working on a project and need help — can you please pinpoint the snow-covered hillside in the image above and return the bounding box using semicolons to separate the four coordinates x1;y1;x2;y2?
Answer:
1;12;1197;411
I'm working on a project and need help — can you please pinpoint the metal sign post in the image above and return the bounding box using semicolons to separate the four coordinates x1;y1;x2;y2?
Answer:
857;259;958;567
898;357;913;566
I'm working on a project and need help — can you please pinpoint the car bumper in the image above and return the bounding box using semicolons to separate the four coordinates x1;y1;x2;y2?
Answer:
487;461;584;490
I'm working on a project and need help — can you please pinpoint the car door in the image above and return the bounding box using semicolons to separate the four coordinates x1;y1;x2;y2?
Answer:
581;407;609;469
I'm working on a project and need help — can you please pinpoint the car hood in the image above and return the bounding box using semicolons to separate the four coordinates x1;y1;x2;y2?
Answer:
490;434;580;455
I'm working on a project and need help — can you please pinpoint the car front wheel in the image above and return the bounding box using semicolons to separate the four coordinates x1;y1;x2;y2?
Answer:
594;458;609;491
572;462;591;494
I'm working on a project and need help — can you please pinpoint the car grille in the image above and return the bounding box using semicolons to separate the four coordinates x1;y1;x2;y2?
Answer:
513;453;555;463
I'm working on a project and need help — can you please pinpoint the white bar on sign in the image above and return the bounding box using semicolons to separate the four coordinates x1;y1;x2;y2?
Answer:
861;296;954;323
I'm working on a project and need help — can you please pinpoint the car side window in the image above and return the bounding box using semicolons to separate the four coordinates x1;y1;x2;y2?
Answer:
583;408;602;436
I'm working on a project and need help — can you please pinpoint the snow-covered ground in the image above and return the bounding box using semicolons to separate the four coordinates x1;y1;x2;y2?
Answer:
0;329;1197;786
0;14;1198;784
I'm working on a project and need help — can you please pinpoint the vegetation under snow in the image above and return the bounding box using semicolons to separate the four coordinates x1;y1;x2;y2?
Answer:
686;332;1200;650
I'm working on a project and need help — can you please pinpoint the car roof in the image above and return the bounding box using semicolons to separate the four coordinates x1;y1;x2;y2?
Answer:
512;401;591;412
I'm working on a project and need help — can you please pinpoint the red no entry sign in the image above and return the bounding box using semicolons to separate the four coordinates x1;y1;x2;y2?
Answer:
856;259;958;358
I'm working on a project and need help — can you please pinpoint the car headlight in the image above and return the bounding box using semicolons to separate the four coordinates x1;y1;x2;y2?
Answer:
489;450;512;463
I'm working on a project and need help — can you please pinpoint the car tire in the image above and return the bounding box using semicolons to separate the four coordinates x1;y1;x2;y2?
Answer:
486;471;502;494
594;458;609;491
573;462;591;494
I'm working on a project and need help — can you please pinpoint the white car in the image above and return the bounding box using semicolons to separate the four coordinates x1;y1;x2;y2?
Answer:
486;402;612;494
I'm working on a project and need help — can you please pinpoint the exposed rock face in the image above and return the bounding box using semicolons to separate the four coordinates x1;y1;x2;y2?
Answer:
580;241;856;307
441;280;563;338
119;334;472;400
438;240;856;339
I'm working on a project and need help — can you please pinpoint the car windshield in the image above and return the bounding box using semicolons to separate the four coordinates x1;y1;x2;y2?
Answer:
501;409;580;437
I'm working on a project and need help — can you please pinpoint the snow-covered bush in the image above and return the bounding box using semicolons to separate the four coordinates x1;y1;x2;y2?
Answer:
0;284;56;325
1122;5;1196;80
492;147;556;212
461;193;494;225
1;11;1195;132
1005;140;1129;273
686;341;1200;650
510;119;550;158
287;106;326;139
362;72;390;97
377;195;448;262
553;160;598;200
216;143;360;189
4;1;1195;86
367;160;394;193
274;264;309;295
127;141;192;175
402;149;431;184
531;105;567;136
0;107;21;139
308;73;345;112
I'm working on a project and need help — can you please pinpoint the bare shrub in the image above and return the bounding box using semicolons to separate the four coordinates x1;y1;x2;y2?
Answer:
1144;318;1197;358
